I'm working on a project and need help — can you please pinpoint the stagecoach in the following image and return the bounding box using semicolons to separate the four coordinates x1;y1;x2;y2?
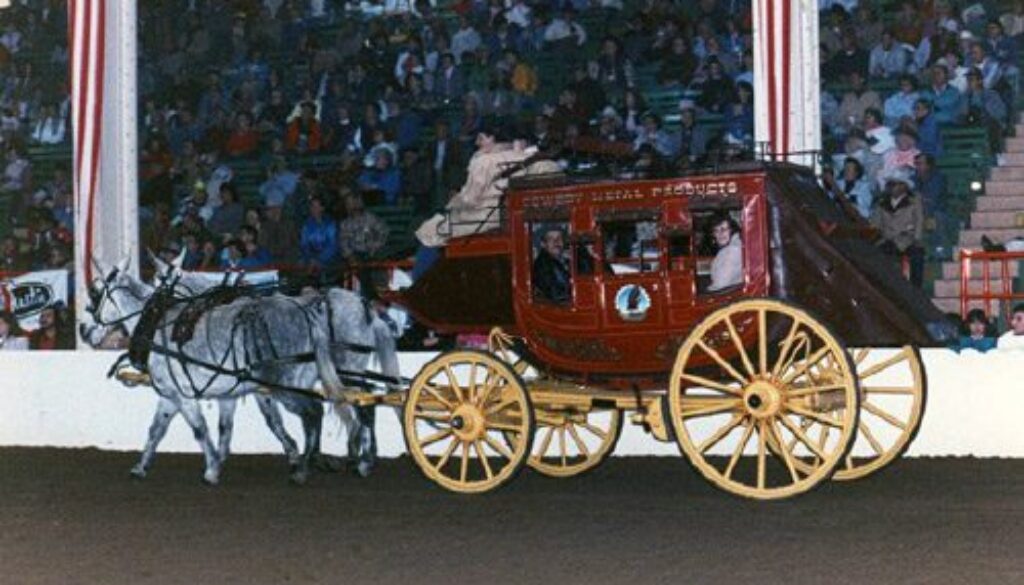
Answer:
382;161;953;499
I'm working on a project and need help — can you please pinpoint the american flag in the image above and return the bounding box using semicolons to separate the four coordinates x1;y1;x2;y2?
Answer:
69;0;107;283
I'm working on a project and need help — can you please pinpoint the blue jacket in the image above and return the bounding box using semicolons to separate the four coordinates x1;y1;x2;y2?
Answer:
300;218;339;266
358;167;402;206
921;84;963;126
916;114;943;157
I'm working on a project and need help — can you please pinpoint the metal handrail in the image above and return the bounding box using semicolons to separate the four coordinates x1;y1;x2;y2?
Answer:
959;249;1024;320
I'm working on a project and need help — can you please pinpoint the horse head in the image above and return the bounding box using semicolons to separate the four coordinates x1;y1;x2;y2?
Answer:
80;253;152;346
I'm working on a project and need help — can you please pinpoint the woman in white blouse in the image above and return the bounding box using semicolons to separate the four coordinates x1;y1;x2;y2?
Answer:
0;311;29;351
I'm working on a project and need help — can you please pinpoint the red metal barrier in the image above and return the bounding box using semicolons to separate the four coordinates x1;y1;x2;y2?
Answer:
959;250;1024;320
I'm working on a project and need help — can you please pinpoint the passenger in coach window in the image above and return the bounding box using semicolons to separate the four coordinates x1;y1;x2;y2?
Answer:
707;212;743;292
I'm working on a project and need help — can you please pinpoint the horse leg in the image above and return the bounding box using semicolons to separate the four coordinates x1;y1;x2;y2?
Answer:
255;394;300;468
177;398;222;485
348;405;378;478
215;398;238;466
291;400;325;486
132;396;179;479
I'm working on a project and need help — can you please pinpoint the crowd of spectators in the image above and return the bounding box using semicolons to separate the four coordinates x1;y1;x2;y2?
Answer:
130;0;757;284
819;0;1024;283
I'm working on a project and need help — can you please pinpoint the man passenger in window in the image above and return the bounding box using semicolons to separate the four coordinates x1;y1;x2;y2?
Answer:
533;226;571;303
708;212;743;292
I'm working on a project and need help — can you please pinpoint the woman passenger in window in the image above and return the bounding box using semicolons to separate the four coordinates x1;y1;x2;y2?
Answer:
708;212;743;292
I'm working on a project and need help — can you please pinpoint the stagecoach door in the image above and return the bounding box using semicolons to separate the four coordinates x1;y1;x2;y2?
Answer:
596;209;665;329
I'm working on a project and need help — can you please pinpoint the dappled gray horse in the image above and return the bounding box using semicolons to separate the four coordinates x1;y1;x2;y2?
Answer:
152;259;401;477
84;260;345;485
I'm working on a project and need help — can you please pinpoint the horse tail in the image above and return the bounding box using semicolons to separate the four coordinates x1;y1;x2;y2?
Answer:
372;318;401;392
308;306;345;399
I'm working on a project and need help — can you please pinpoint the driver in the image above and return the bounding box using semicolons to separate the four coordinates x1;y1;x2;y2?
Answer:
532;226;571;303
708;212;743;292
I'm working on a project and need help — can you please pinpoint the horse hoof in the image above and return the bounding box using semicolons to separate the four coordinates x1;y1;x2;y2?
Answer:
355;461;374;478
129;466;147;480
202;472;220;486
289;471;309;485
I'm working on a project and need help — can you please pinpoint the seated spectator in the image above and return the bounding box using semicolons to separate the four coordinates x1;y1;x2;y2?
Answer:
224;112;259;157
0;308;28;350
708;212;743;292
299;196;339;280
544;8;587;49
29;304;73;350
838;71;882;135
869;30;910;79
882;127;921;179
401;148;433;213
862;108;894;160
338;192;388;261
285;101;323;154
871;170;924;287
207;184;245;241
958;309;997;352
997;304;1024;350
237;225;271;269
921;63;963;125
694;57;736;115
657;36;698;86
913;99;943;157
451;16;482;63
259;186;297;265
824;29;868;82
964;66;1008;152
30;104;65;144
968;42;1002;90
434;52;463;103
0;235;26;272
357;149;402;206
883;75;920;127
913;153;949;256
633;113;676;159
828;157;874;219
723;82;754;151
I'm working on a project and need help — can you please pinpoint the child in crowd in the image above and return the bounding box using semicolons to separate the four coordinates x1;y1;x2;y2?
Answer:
957;308;996;352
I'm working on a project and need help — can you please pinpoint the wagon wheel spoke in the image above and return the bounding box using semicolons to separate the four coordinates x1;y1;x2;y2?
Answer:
483;433;514;461
475;369;499;406
857;348;909;380
724;419;755;480
758;308;768;375
558;427;568;467
474;440;493;480
679;373;743;396
781;346;831;386
536;426;555;459
852;348;871;366
862;401;907;430
721;314;756;380
433;438;459;472
697;413;745;454
779;415;829;461
420;428;453;448
861;386;915;395
769;420;801;483
858;421;885;456
486;419;526;433
785;403;845;428
459;442;469;483
467;362;478;403
680;395;743;418
443;365;464;404
756;420;768;489
580;422;608;440
567;424;590;458
422;384;455;410
695;339;748;386
415;410;452;423
771;320;802;379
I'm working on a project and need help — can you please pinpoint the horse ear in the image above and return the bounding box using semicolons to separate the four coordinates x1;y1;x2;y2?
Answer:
147;248;167;275
115;255;131;275
90;256;105;278
172;248;186;270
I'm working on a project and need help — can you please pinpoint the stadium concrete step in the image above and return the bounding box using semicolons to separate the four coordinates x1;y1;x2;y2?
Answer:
942;260;1021;280
996;153;1024;166
989;164;1024;180
933;277;1013;298
975;193;1024;211
983;179;1024;194
959;227;1024;246
1004;137;1024;153
970;210;1024;229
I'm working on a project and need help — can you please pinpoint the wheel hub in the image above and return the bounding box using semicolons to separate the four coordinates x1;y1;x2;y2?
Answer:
450;404;486;442
742;380;783;419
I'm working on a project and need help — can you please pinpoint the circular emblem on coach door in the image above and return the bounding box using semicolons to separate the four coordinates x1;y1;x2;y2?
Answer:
615;284;651;322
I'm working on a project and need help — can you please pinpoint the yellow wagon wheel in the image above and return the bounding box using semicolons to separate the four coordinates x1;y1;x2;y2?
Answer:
668;299;860;500
525;406;623;478
403;350;534;494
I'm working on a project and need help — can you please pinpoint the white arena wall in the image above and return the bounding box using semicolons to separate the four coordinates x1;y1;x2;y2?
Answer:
1;349;1022;458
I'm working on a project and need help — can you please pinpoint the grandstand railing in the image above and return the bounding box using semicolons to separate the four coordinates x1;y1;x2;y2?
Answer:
959;250;1024;321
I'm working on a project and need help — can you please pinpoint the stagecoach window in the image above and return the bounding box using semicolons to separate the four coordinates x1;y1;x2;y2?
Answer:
667;231;692;270
598;217;660;275
530;222;572;304
690;208;744;294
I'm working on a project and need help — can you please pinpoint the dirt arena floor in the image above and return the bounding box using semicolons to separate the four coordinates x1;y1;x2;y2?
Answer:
2;448;1022;585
